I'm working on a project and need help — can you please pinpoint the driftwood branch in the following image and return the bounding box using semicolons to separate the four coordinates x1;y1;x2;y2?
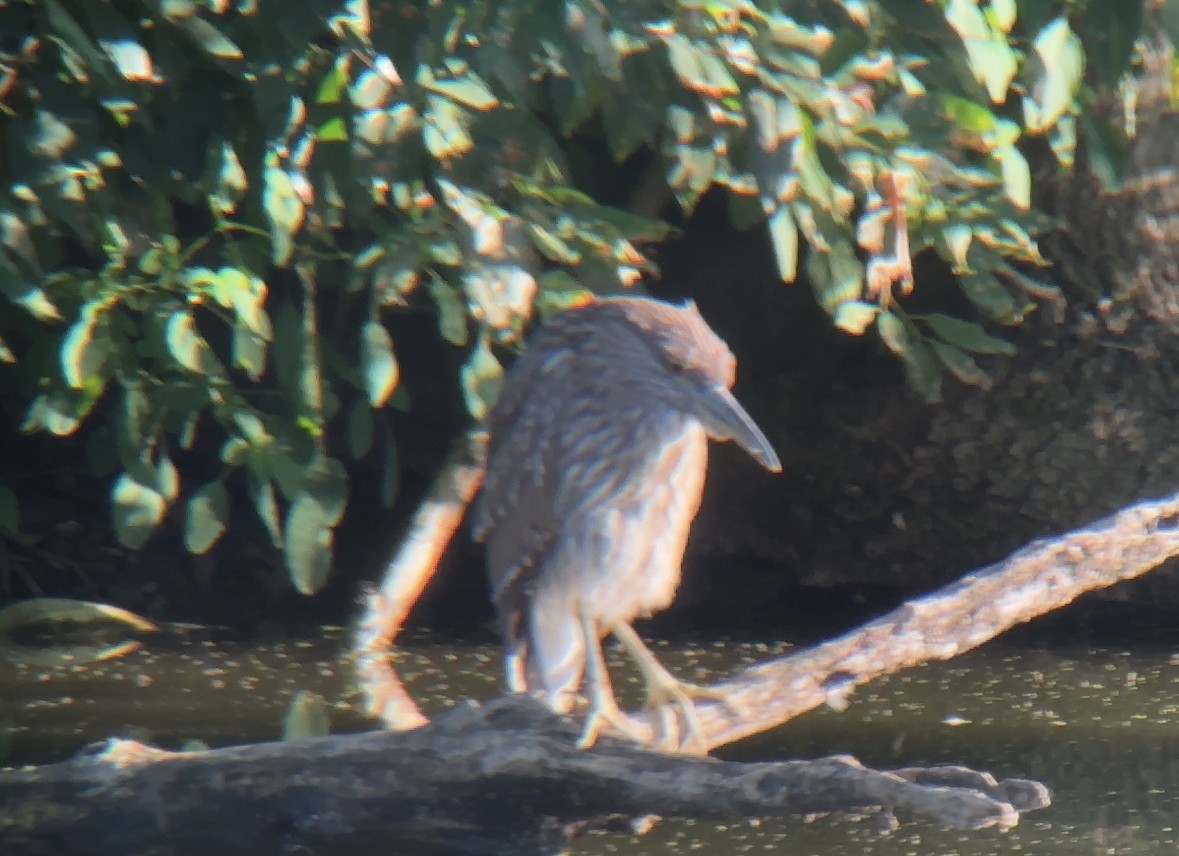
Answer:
671;490;1179;751
0;695;1048;856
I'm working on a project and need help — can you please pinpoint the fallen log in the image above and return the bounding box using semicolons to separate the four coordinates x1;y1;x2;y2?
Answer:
0;694;1049;856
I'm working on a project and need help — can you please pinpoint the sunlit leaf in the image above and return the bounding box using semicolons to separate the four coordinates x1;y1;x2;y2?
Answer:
833;300;878;335
111;473;167;549
535;270;592;317
419;68;498;111
809;239;863;315
942;224;973;271
263;165;304;266
767;207;798;282
166;311;219;375
1023;17;1083;133
0;598;157;634
185;482;229;554
157;454;180;502
247;469;283;548
938;95;997;137
361;320;399;408
944;0;1017;103
423;95;473;159
23;391;83;437
61;301;109;389
429;279;469;346
100;38;154;82
460;334;503;421
996;145;1030;210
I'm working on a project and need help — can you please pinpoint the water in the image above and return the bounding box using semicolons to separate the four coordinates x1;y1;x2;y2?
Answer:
3;626;1179;854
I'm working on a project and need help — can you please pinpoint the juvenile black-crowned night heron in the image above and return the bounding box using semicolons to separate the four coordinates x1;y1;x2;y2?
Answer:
471;296;781;749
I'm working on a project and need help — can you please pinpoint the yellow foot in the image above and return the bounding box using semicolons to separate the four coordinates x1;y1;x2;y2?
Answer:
611;623;744;753
576;697;646;749
643;674;743;753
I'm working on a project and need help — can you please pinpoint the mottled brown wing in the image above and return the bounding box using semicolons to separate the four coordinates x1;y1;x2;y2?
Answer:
471;319;586;606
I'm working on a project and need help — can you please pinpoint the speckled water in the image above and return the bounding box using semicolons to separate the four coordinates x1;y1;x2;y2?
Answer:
3;626;1179;854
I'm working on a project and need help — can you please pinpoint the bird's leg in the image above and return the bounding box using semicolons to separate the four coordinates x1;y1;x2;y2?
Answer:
576;611;646;748
611;622;741;752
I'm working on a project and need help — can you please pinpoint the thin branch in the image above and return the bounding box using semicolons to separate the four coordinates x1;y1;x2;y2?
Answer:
352;429;487;729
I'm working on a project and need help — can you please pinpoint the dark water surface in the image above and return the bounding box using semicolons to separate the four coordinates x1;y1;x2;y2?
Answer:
4;625;1179;855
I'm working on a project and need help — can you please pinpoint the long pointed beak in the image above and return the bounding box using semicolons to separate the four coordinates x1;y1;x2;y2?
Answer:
696;384;782;473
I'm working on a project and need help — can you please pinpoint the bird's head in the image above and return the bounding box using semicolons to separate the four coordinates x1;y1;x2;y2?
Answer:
608;297;782;473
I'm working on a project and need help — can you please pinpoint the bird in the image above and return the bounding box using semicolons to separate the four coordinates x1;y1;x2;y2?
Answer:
471;295;781;750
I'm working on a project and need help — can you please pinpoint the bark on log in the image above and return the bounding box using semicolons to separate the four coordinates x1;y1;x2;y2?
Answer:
0;695;1048;856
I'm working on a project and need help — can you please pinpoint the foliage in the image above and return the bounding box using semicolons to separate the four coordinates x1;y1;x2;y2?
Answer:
0;0;1152;591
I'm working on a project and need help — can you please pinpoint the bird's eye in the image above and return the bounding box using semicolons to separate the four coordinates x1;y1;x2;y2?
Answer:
665;357;686;374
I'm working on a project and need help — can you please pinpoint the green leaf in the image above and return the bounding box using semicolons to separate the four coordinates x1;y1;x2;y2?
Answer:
423;95;473;159
942;224;973;271
809;239;864;315
833;300;878;335
944;0;1017;103
988;0;1017;33
300;455;349;527
879;311;942;402
666;34;708;93
22;391;84;437
111;473;167;550
1023;17;1083;133
461;334;503;421
920;313;1015;355
100;38;153;82
996;145;1030;210
348;399;374;459
930;340;992;388
0;598;156;634
419;70;498;111
156;454;180;503
263;165;304;266
767;207;798;283
283;494;334;595
166;311;219;375
185;482;229;554
173;15;243;60
535;270;591;318
361;321;399;408
247;469;283;548
61;301;109;389
958;271;1020;322
232;321;267;381
937;95;997;137
876;310;907;355
429;279;469;346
